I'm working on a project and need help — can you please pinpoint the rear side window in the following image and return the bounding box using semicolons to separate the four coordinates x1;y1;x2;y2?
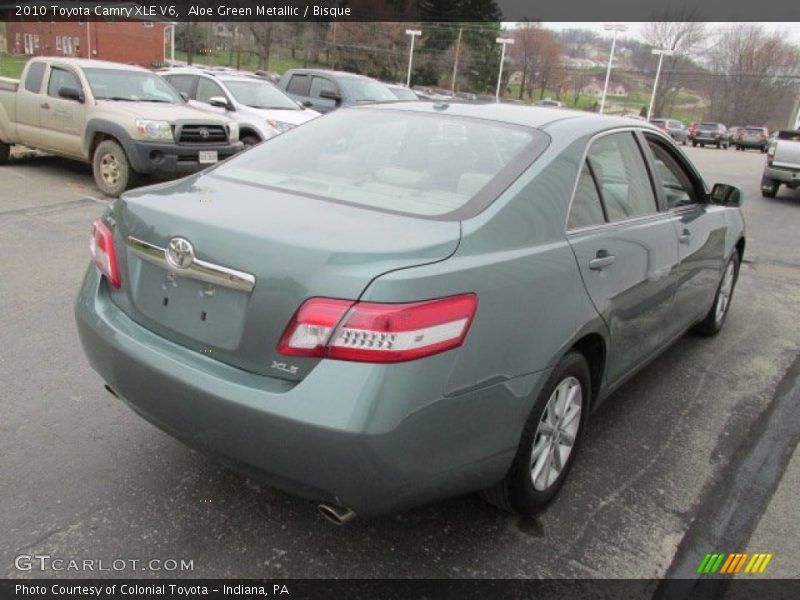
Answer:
24;62;46;93
214;109;545;218
586;132;658;222
47;67;80;97
568;163;606;229
286;74;310;96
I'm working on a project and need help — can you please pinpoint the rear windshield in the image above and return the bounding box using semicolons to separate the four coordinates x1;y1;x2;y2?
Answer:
223;79;299;110
699;123;719;128
746;127;765;134
214;108;545;218
778;130;800;141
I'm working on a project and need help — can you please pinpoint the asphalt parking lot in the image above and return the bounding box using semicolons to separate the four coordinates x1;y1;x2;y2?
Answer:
2;144;799;580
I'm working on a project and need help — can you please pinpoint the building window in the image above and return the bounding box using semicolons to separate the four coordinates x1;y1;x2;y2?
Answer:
73;37;80;53
144;22;154;28
56;36;62;51
33;35;40;50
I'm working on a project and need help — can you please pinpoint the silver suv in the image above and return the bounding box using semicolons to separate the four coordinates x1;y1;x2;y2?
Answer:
160;68;320;146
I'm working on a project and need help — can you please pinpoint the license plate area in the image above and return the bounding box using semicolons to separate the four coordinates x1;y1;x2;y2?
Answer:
132;261;247;350
198;150;218;164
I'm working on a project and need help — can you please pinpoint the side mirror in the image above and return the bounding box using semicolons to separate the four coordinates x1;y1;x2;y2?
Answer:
209;96;232;110
710;183;742;207
301;100;313;108
58;85;84;103
319;89;342;103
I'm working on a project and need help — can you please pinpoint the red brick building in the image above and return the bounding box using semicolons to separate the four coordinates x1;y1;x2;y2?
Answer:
5;21;170;67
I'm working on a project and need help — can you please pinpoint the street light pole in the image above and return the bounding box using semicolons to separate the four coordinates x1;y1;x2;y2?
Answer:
495;37;514;101
405;29;422;88
600;24;626;114
647;48;674;121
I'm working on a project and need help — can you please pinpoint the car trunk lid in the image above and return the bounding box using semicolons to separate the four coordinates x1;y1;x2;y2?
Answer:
109;173;461;381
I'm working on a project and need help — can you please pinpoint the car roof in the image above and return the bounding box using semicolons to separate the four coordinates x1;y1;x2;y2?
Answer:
164;69;271;84
363;101;661;135
285;68;375;81
34;57;149;72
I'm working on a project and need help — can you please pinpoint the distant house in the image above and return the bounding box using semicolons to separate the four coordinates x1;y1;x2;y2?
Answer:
581;81;605;97
509;70;524;85
611;84;627;96
5;21;169;68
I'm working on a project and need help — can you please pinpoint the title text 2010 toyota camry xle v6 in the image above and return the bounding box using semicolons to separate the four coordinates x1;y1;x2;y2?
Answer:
75;103;745;524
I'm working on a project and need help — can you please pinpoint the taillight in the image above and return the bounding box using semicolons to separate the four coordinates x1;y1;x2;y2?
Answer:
89;218;121;288
278;294;478;363
767;143;776;159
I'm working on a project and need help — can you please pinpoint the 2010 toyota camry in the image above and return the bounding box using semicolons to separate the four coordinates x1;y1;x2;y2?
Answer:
75;102;745;523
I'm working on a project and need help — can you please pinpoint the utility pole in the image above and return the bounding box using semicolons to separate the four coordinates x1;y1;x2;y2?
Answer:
495;37;514;101
600;23;627;114
450;27;463;94
647;48;674;121
405;29;421;87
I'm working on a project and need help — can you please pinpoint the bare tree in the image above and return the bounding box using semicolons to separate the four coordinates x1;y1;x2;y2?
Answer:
642;19;705;117
250;23;274;71
705;25;800;127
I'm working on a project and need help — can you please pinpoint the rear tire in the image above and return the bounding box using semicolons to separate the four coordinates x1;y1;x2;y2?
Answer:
480;352;590;514
716;141;721;149
694;253;740;337
93;140;134;197
0;141;10;165
692;141;697;147
761;177;780;198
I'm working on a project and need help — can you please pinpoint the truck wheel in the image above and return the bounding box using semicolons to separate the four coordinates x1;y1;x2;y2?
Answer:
761;177;780;198
241;135;260;148
93;140;134;197
692;141;697;147
480;352;590;514
0;141;10;165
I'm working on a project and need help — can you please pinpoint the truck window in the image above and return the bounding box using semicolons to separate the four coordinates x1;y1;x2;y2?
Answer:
286;74;310;96
47;67;80;98
24;62;46;93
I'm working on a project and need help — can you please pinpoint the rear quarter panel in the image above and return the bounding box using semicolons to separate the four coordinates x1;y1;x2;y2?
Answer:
0;80;20;142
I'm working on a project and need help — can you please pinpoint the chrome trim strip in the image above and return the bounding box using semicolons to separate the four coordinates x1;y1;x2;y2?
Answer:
127;236;255;293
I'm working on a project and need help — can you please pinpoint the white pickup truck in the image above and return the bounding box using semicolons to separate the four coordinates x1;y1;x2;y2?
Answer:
761;129;800;198
0;57;243;196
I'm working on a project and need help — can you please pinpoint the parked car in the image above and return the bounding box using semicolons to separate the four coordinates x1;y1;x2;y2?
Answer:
385;83;419;101
0;58;243;196
736;126;770;153
535;98;565;108
75;104;745;521
160;68;319;147
691;122;731;149
650;118;688;144
761;129;800;197
278;68;396;113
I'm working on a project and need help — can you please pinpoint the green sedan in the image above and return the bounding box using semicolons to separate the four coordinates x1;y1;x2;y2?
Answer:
75;102;746;523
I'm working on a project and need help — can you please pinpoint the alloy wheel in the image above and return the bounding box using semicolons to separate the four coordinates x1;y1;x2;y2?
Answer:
715;260;735;325
100;153;120;186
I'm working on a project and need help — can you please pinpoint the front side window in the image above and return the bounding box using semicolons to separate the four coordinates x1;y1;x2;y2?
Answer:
645;137;700;208
586;132;658;221
196;78;225;103
214;109;542;218
310;76;337;99
47;67;80;98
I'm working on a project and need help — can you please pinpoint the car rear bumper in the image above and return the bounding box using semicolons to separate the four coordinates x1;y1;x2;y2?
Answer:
763;165;800;186
74;267;542;515
738;139;767;148
121;139;244;177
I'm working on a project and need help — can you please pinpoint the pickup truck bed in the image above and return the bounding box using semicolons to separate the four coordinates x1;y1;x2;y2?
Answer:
761;130;800;197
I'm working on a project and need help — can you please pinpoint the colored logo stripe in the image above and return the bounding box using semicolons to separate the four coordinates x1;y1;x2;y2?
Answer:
698;552;773;574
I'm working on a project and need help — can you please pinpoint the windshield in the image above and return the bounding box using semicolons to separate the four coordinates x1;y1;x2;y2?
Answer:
223;79;299;110
214;109;540;217
389;87;418;101
84;68;180;103
338;77;397;103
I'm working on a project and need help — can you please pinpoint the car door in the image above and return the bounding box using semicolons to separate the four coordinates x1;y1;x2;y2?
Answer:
566;130;680;385
38;64;87;158
641;132;728;332
308;75;341;113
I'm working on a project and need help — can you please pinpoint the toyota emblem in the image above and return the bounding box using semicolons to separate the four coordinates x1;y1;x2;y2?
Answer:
199;128;210;139
166;237;194;270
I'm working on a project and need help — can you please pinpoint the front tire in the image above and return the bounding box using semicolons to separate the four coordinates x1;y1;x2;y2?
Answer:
0;141;10;165
480;352;590;514
93;140;134;197
694;253;740;336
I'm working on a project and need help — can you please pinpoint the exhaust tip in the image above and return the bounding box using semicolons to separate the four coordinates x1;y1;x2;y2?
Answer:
317;503;356;526
104;384;119;398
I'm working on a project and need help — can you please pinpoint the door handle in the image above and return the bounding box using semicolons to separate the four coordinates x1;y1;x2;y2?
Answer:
589;251;616;271
679;229;692;244
40;102;50;110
